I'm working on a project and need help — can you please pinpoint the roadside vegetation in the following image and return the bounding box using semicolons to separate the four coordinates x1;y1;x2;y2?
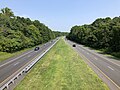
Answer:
15;38;109;90
0;7;67;53
0;7;68;62
53;31;68;37
67;17;120;58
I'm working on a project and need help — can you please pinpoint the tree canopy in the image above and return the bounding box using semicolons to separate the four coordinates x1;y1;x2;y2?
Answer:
0;7;65;53
53;31;68;37
67;17;120;57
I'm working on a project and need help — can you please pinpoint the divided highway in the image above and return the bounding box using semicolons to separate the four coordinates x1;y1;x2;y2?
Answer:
66;39;120;90
0;38;59;90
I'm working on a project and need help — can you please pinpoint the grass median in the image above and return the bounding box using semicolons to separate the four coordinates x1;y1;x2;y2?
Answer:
15;38;109;90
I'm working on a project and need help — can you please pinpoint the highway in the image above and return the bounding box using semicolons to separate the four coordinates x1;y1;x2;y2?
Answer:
0;38;59;89
66;39;120;90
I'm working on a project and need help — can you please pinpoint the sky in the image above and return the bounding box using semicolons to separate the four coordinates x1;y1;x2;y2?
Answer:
0;0;120;32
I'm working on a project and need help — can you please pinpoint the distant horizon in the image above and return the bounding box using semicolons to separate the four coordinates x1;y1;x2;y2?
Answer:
12;14;119;32
13;15;118;32
0;0;120;32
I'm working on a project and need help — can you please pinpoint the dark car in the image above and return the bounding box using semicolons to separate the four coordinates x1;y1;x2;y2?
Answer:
72;44;76;47
34;47;40;51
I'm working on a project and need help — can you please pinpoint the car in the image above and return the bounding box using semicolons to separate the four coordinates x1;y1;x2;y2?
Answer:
34;47;40;51
72;44;76;47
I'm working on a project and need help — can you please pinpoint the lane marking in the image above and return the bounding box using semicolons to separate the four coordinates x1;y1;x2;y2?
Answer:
107;66;114;71
94;57;98;60
13;62;20;66
78;50;120;89
0;51;33;68
78;45;120;67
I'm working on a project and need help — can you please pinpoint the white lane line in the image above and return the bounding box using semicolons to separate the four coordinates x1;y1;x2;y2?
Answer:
0;51;33;68
94;57;98;60
107;66;114;71
13;62;20;66
78;45;120;67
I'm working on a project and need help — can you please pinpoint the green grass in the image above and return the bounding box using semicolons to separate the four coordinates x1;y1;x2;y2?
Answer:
15;38;109;90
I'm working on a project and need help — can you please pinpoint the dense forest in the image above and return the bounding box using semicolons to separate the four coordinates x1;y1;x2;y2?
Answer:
0;7;66;53
53;31;68;37
67;17;120;58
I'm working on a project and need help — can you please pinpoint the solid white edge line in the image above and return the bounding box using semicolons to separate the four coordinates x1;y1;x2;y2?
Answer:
107;66;114;71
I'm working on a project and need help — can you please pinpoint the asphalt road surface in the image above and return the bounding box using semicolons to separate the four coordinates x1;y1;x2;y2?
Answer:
0;38;58;88
66;39;120;90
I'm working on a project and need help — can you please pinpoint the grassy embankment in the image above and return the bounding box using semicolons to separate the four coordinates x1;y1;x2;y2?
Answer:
15;38;109;90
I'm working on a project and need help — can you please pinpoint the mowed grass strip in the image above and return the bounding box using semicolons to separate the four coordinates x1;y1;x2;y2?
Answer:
15;38;109;90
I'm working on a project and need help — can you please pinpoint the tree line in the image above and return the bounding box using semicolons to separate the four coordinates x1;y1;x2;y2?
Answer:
67;17;120;57
53;31;68;37
0;7;67;53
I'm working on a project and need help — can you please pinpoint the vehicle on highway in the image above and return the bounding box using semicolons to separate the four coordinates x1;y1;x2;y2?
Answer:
34;47;40;51
72;44;76;47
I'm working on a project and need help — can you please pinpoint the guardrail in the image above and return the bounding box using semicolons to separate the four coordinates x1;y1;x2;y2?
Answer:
0;38;59;90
